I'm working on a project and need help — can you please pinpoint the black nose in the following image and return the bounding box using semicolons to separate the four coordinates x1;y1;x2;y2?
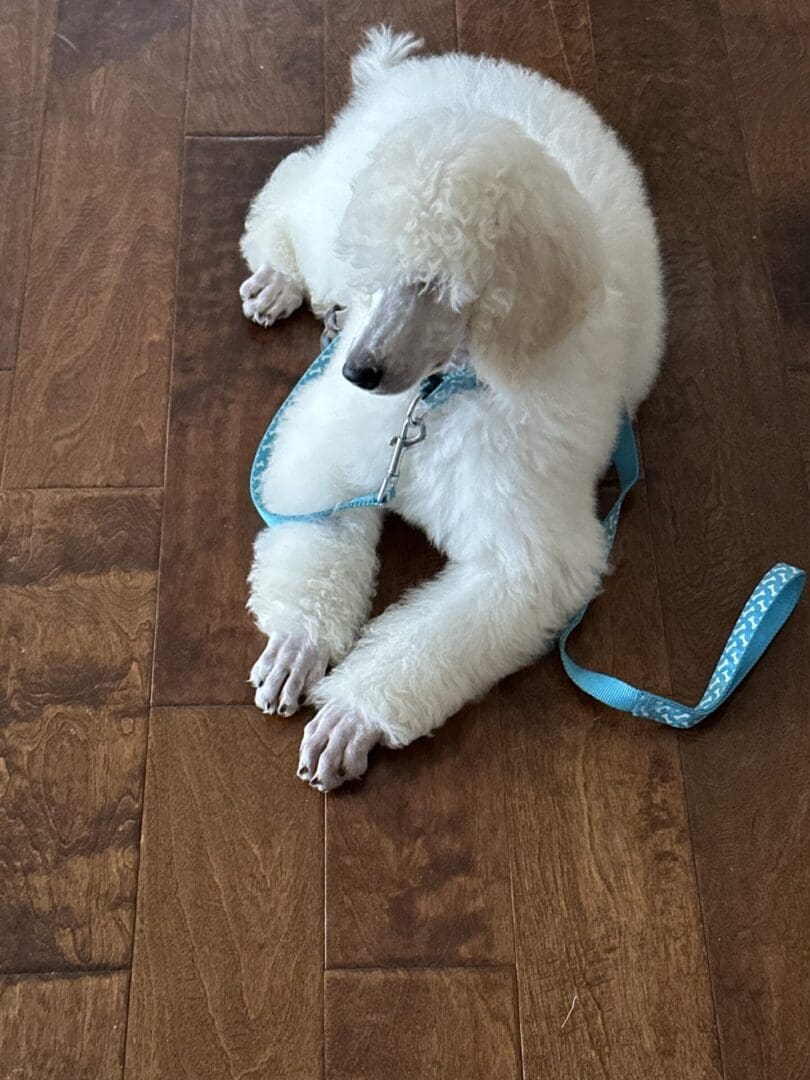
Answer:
342;357;382;390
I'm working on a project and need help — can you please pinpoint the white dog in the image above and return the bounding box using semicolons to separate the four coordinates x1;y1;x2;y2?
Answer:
239;27;664;791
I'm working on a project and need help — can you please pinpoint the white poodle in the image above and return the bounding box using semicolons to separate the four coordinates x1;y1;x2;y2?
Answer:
239;27;664;792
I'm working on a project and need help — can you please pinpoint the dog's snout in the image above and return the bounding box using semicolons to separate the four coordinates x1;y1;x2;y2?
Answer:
342;354;383;390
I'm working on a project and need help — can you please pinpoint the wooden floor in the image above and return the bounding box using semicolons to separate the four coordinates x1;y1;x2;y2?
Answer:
0;1;808;1077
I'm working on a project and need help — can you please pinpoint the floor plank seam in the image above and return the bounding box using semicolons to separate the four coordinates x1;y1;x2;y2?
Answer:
497;693;529;1080
120;19;194;1077
324;962;517;974
0;485;165;494
3;7;57;384
185;132;323;141
0;966;131;980
149;701;255;710
0;368;17;490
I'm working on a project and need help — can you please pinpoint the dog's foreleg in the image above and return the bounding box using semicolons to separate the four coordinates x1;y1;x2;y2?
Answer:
298;556;597;790
239;147;316;325
248;512;382;716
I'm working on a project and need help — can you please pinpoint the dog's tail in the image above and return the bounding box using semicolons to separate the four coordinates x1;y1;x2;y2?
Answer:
350;25;424;90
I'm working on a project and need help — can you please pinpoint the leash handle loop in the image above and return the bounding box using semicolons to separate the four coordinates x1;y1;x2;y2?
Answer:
558;415;805;728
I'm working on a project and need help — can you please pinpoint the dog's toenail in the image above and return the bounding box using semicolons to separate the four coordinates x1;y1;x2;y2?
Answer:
278;704;288;716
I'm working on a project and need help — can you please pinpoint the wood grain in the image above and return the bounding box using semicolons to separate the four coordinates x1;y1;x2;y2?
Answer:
783;316;810;489
502;482;721;1079
0;0;58;371
0;373;12;475
718;0;810;311
186;0;323;135
552;0;599;101
1;0;190;488
0;490;160;971
124;707;323;1080
324;968;521;1078
325;692;514;968
592;0;810;1076
151;137;321;706
325;1;456;119
458;0;598;98
0;972;128;1080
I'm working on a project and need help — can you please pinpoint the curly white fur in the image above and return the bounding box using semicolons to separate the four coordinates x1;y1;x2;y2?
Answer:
240;28;665;791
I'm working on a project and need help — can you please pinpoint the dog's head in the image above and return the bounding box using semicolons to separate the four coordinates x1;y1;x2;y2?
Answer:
336;109;605;395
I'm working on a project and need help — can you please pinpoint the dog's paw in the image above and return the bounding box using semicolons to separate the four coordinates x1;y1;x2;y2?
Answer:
239;263;303;327
297;704;381;792
249;632;329;717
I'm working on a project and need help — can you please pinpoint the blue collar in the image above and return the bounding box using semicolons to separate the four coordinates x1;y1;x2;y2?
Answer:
251;336;804;730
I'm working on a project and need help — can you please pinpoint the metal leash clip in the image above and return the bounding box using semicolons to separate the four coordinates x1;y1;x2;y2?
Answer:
377;385;434;504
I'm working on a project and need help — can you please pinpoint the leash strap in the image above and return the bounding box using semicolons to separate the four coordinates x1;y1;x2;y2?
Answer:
559;416;805;727
250;336;481;527
251;340;805;727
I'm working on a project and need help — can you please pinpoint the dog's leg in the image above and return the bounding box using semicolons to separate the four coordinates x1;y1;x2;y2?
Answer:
239;147;314;327
248;512;382;716
298;552;601;790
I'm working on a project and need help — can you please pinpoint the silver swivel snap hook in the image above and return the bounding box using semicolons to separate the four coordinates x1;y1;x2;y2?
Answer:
377;386;432;504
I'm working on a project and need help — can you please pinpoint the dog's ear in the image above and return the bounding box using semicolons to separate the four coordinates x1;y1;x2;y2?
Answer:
469;137;606;389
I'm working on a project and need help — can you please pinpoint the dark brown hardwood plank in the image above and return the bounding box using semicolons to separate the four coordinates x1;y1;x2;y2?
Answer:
186;0;323;135
324;968;521;1078
458;0;595;95
325;686;514;968
326;2;456;120
0;0;57;371
0;972;128;1079
503;483;722;1078
322;0;517;976
151;136;320;706
718;0;810;311
592;1;810;1076
0;490;160;971
124;707;322;1080
2;0;190;488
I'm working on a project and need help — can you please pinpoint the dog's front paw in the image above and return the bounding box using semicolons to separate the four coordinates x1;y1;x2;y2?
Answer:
249;632;329;717
239;263;303;327
297;704;381;792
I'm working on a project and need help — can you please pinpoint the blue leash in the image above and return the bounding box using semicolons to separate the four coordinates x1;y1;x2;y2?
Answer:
558;417;805;727
251;338;805;729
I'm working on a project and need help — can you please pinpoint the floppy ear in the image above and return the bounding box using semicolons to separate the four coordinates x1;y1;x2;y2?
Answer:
469;136;606;389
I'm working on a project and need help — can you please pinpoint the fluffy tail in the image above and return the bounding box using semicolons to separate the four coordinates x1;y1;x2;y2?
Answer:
350;25;424;90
